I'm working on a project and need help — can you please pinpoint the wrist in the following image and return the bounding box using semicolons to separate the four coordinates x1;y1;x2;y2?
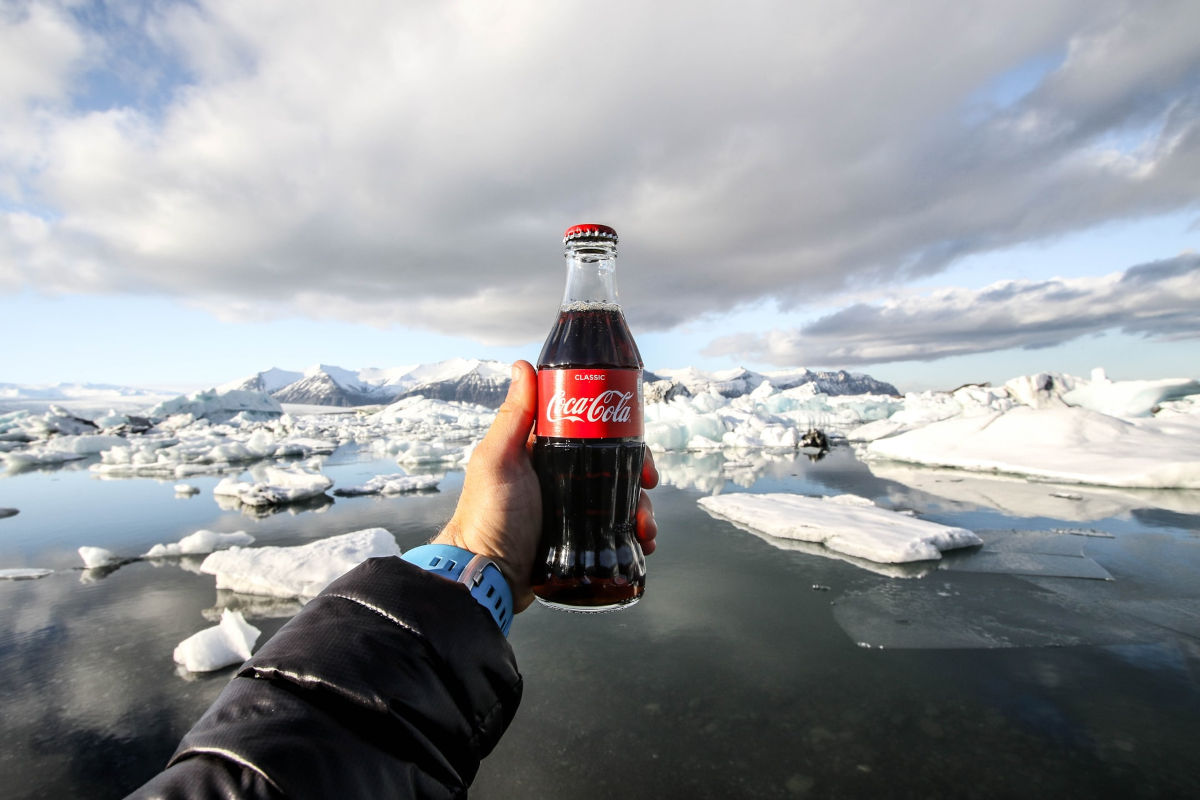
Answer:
432;523;524;606
402;542;514;636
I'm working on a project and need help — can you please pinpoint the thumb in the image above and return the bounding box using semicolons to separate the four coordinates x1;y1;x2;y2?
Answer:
484;360;537;455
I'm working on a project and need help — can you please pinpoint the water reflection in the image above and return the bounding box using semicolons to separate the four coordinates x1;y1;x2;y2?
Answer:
4;445;1200;798
203;589;305;621
213;492;335;517
867;459;1200;521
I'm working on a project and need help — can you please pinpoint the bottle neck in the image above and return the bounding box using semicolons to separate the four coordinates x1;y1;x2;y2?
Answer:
561;239;620;307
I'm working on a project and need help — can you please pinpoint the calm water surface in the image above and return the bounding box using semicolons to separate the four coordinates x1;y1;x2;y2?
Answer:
2;446;1198;798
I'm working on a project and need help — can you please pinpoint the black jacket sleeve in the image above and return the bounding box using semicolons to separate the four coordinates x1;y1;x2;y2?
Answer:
126;556;523;799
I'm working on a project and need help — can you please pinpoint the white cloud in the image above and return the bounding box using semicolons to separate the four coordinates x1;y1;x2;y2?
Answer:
704;254;1200;366
1;0;1199;348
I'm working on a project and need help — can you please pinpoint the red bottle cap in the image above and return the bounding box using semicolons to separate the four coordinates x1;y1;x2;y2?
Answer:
564;223;618;243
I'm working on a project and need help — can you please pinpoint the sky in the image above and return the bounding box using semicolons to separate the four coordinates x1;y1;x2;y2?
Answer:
1;0;1198;394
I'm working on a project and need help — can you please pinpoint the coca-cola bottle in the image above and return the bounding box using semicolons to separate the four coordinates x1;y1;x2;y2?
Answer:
532;223;646;612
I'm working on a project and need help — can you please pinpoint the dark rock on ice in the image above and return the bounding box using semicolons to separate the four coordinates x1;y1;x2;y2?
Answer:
645;379;692;404
800;428;830;450
102;415;155;436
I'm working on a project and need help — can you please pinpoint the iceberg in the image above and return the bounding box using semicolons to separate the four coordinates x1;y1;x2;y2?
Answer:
1;433;128;471
866;462;1200;520
173;609;261;673
213;466;333;507
91;422;336;479
78;546;119;569
143;530;256;558
1061;368;1200;418
199;528;401;598
0;568;53;580
863;406;1200;488
698;493;981;563
148;388;283;423
333;473;441;496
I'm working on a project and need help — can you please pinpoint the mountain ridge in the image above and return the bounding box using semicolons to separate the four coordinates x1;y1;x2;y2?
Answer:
228;360;899;408
2;361;900;413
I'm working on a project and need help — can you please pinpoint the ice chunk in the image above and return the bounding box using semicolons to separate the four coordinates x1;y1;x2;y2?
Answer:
0;568;53;580
864;406;1200;488
698;493;981;563
1062;369;1200;418
149;388;283;424
0;432;128;470
143;530;255;558
78;546;119;568
393;441;464;465
213;466;333;507
174;483;200;495
199;528;401;598
333;473;441;496
866;461;1200;520
173;609;261;672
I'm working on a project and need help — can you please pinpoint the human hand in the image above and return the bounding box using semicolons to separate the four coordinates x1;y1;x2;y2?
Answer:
433;360;658;613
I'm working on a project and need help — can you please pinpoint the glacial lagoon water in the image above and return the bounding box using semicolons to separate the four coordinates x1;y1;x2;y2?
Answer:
2;446;1199;798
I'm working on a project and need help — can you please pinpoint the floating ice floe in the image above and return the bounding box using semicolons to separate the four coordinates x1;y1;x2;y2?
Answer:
199;528;401;598
174;483;200;495
143;530;255;558
867;462;1200;520
0;568;53;580
78;546;120;569
2;433;128;470
91;422;336;479
213;466;333;508
698;493;982;564
173;609;261;672
862;406;1200;489
333;473;441;496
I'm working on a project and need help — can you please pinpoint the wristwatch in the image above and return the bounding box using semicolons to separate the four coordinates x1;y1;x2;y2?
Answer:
401;544;514;636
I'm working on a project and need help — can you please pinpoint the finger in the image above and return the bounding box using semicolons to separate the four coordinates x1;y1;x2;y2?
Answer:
641;446;659;489
635;490;657;555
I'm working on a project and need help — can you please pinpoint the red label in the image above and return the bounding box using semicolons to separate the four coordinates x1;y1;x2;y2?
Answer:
536;369;643;439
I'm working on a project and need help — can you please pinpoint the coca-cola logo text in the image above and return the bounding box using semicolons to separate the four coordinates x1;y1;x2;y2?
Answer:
536;368;642;439
545;389;634;424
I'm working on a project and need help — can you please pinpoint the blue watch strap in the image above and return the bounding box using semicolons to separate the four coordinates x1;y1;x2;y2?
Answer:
401;544;513;636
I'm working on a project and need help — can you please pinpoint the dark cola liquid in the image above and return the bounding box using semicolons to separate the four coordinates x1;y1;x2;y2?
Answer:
533;303;646;611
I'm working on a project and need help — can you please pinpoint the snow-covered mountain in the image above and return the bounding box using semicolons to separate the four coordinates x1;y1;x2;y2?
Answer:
218;359;513;408
268;366;382;407
2;361;900;415
240;361;897;408
650;366;899;398
217;368;304;395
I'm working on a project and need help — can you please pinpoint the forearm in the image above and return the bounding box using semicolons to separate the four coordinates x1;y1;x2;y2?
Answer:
127;557;523;800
